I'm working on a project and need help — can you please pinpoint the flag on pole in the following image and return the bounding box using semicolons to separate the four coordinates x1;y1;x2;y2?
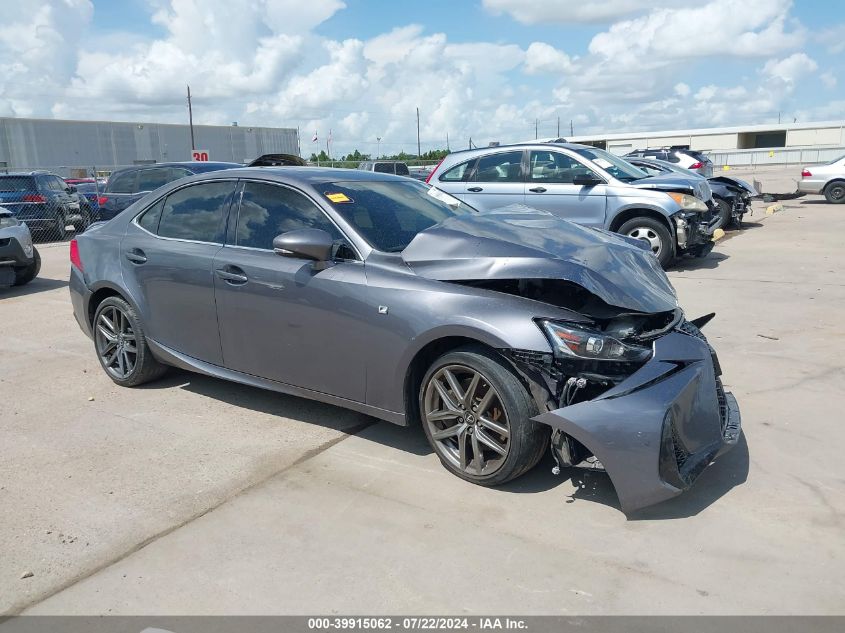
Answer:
312;130;318;143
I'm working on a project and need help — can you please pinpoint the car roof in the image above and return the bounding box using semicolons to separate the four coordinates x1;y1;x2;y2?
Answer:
177;166;414;186
111;161;242;172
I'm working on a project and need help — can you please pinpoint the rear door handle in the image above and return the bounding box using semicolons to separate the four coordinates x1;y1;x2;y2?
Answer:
528;187;547;193
215;266;248;285
125;248;147;264
467;187;483;192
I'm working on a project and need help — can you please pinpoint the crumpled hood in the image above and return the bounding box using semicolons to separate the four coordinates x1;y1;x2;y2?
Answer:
632;174;712;202
710;175;759;196
401;205;679;314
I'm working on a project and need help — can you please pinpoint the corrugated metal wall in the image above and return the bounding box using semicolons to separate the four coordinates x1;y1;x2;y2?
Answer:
0;117;300;174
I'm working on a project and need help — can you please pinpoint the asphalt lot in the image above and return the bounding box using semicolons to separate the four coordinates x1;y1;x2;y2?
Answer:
1;188;844;615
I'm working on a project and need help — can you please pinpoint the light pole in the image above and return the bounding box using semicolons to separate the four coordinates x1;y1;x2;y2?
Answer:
376;137;381;159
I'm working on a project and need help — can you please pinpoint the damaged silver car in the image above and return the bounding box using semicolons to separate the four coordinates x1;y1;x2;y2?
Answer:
69;168;741;513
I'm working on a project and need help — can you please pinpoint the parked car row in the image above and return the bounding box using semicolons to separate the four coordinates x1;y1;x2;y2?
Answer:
424;142;724;268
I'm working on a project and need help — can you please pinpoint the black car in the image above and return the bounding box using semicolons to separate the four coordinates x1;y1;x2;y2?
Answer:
627;157;758;228
0;172;85;242
98;161;242;220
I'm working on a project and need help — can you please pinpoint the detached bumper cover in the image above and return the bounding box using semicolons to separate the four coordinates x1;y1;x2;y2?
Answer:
533;328;741;513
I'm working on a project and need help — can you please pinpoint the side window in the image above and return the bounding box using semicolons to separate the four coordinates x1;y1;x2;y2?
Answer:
137;168;171;191
236;182;342;251
470;151;523;183
52;177;67;191
374;163;393;173
439;161;473;182
395;163;410;176
137;198;165;233
529;151;592;184
107;171;137;193
158;181;235;243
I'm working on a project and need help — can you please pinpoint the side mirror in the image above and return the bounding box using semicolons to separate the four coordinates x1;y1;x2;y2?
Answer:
273;228;334;262
573;173;603;187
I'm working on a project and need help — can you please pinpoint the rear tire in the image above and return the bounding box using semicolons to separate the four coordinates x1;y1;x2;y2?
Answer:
618;216;674;268
93;296;167;387
824;181;845;204
419;346;548;486
13;248;40;286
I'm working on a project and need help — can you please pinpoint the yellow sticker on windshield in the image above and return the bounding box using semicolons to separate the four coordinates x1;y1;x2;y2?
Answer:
326;192;352;203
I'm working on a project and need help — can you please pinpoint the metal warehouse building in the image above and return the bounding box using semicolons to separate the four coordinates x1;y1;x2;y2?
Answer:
0;117;300;176
569;120;845;166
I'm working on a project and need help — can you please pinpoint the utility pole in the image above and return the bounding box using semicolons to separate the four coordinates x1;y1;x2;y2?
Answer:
446;132;450;152
570;119;574;136
778;111;781;124
557;117;560;138
416;108;421;157
376;137;381;159
187;85;195;151
535;119;538;139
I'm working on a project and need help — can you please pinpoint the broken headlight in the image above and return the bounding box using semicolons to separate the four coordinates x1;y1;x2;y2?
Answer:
666;192;708;212
539;320;652;362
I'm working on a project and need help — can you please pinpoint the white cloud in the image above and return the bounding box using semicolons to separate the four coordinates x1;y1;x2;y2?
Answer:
762;53;817;85
818;23;845;54
588;0;803;61
482;0;672;24
523;42;572;75
0;0;841;159
674;83;691;97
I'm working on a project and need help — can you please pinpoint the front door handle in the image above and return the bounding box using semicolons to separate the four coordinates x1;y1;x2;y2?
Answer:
528;186;547;193
125;248;147;264
467;186;483;192
215;266;248;285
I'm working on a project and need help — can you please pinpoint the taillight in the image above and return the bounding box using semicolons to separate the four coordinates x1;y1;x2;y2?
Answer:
23;193;46;203
689;162;704;170
70;239;83;272
97;196;108;206
425;158;446;184
801;169;812;178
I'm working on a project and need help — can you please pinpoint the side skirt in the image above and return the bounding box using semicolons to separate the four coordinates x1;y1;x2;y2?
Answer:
147;338;408;426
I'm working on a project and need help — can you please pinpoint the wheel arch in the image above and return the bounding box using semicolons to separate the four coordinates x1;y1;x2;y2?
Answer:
609;207;675;235
87;282;139;329
401;327;536;427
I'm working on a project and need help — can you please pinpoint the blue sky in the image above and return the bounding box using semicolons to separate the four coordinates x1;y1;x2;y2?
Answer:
2;0;843;156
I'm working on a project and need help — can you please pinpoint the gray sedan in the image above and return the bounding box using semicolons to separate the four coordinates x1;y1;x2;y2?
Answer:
69;168;740;513
799;155;845;203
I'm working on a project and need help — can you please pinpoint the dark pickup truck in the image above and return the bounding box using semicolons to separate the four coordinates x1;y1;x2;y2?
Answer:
97;161;242;220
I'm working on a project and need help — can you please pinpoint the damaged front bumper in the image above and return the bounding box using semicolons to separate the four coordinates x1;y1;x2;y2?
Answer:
673;211;715;257
532;324;741;513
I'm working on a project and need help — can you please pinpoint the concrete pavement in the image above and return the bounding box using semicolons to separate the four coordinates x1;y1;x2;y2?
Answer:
2;195;844;615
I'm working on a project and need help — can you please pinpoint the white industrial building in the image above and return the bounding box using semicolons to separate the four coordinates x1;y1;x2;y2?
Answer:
568;120;845;166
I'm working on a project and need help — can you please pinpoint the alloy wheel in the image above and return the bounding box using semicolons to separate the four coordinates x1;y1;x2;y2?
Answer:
627;226;663;256
829;184;845;202
423;364;510;477
95;305;137;380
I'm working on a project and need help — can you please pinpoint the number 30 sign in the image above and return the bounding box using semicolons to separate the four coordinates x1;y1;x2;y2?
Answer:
191;150;210;161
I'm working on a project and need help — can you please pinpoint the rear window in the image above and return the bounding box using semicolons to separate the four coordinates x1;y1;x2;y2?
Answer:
685;150;709;162
0;177;35;192
395;163;410;176
373;163;394;173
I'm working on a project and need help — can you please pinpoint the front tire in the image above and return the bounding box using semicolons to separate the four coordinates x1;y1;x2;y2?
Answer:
13;247;40;286
93;296;167;387
618;216;674;268
824;181;845;204
419;346;548;486
713;198;732;230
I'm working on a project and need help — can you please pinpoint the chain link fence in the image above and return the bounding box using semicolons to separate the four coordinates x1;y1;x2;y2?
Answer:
0;167;110;244
0;158;445;244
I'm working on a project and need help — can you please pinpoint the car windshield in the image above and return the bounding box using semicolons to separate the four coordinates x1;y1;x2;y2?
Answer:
572;147;648;182
315;180;475;252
